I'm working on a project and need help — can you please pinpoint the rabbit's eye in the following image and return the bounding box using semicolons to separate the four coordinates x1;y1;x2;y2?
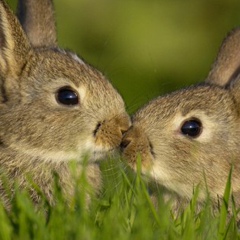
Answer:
56;87;79;106
181;119;202;138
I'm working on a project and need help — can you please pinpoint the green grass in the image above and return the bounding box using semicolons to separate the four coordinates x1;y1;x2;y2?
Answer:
0;159;239;240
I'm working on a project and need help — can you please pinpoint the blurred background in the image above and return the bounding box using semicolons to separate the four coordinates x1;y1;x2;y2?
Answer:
7;0;240;113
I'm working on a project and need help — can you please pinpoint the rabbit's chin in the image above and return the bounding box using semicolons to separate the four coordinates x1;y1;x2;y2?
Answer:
7;140;118;165
88;149;118;163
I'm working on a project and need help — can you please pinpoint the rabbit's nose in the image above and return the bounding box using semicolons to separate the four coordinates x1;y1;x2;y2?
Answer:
119;116;132;136
120;137;131;150
120;129;127;135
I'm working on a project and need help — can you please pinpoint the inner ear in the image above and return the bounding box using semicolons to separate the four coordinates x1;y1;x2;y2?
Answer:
0;1;31;73
226;66;240;85
226;74;240;104
0;0;32;103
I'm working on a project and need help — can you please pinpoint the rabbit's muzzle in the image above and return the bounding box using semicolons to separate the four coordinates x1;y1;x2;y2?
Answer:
120;126;154;171
94;113;131;152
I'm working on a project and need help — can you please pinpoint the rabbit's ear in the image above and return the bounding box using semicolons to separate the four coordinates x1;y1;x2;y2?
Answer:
0;0;31;95
17;0;57;47
206;28;240;87
226;75;240;104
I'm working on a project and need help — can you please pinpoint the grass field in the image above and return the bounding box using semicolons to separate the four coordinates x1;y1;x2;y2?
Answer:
1;1;240;239
0;159;239;240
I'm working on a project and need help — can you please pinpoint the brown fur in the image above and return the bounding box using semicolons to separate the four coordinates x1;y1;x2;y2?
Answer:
121;27;240;215
17;0;57;47
0;0;130;208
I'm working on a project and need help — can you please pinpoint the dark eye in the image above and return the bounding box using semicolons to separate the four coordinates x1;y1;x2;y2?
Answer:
56;87;79;106
181;119;202;138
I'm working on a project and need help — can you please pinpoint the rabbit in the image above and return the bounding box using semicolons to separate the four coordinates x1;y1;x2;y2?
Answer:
121;27;240;215
0;0;130;208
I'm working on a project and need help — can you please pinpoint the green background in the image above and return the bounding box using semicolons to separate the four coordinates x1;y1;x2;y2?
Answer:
7;0;240;113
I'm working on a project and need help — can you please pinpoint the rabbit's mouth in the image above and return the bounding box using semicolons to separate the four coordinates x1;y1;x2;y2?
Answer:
120;125;155;171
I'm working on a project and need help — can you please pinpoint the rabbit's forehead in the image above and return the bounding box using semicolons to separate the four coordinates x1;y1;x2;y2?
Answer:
24;50;125;111
31;50;110;87
134;85;234;126
68;52;86;65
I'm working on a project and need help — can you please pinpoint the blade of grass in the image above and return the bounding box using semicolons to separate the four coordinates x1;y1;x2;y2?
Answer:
218;166;233;240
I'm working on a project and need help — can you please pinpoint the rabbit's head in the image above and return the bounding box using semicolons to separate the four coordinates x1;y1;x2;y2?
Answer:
0;0;130;163
121;28;240;202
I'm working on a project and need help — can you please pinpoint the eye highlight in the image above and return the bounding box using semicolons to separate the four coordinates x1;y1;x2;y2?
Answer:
181;118;202;138
56;87;79;106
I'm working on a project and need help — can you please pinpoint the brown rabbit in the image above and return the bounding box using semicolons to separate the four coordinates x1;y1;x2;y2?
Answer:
0;0;130;207
121;27;240;214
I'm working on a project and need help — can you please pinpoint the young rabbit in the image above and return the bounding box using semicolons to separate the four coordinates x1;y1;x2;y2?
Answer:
0;0;130;207
121;27;240;213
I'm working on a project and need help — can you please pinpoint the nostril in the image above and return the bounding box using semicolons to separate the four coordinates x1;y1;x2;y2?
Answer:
121;125;133;137
120;138;131;150
93;122;102;136
120;129;128;136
